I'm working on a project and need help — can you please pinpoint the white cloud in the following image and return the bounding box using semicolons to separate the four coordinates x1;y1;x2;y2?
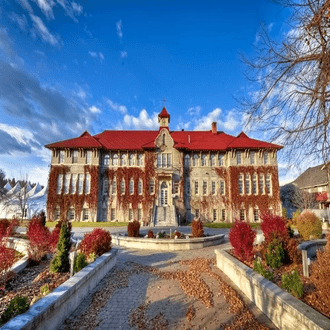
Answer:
106;99;127;114
33;0;56;20
30;14;61;46
194;108;240;132
9;13;28;31
56;0;83;22
120;51;127;58
176;122;191;130
0;28;15;56
122;110;158;130
99;52;104;60
116;20;123;38
187;106;201;116
89;105;101;114
0;123;36;146
268;22;274;32
88;51;97;58
88;51;104;62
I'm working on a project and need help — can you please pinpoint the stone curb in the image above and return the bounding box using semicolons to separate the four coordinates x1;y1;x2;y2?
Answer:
1;248;117;330
215;248;330;330
112;234;225;250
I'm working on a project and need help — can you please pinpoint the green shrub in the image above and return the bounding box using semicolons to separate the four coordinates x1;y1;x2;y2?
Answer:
297;210;322;240
73;253;88;274
292;209;301;226
50;222;71;273
127;220;140;237
265;239;285;269
282;270;303;298
253;258;273;281
0;296;29;324
40;283;49;296
282;208;287;219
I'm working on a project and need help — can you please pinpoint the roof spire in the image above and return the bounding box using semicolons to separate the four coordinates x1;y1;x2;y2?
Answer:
158;105;170;128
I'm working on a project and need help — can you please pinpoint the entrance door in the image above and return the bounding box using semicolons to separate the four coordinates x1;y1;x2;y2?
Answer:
160;182;168;206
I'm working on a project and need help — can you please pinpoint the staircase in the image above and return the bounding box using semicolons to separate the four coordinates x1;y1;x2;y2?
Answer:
154;205;178;227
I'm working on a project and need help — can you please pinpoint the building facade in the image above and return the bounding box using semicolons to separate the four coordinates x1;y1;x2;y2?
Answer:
45;108;282;225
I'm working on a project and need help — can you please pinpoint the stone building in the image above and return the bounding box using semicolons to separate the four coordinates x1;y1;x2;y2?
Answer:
45;108;282;225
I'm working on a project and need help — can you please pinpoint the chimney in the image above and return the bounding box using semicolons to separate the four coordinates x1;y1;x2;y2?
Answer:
212;122;217;134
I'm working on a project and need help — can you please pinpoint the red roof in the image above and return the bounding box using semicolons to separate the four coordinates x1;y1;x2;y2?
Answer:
46;129;282;151
45;131;103;149
158;107;170;118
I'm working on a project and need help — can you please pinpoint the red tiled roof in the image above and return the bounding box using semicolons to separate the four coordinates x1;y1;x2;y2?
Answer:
45;131;103;149
158;107;170;118
45;128;282;151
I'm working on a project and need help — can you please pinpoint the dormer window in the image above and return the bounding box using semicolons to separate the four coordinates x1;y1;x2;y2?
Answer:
104;154;110;166
59;150;64;164
72;150;78;163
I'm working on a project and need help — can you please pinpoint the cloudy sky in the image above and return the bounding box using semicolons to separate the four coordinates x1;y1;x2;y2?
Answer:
0;0;305;186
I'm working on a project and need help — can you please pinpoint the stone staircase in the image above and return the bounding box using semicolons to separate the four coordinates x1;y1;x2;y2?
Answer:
154;205;177;227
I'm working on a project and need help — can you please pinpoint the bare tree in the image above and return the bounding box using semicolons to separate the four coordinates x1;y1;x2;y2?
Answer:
242;0;330;164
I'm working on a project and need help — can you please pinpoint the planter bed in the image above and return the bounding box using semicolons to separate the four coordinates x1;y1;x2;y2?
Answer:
1;248;117;330
215;248;330;330
112;233;224;251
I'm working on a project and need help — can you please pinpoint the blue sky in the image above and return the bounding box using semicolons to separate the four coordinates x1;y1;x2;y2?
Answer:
0;0;299;186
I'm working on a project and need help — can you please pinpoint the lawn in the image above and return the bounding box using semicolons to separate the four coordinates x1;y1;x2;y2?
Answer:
46;222;129;228
203;222;260;229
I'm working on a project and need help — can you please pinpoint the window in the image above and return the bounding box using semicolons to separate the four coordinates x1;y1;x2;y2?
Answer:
72;150;78;163
157;153;171;168
210;154;215;166
259;174;264;194
238;174;244;195
102;208;107;222
54;208;60;221
250;151;255;165
112;154;118;166
201;154;207;166
195;181;199;195
121;179;125;195
254;209;259;222
137;154;143;166
193;154;199;166
83;209;89;221
112;179;117;194
252;174;257;195
186;180;190;196
59;150;64;164
266;174;271;194
120;154;127;166
240;209;245;221
195;209;200;218
213;209;217;222
138;179;142;195
68;208;75;221
111;208;116;221
162;134;165;145
185;154;190;167
104;154;110;166
64;174;70;194
138;208;142;221
162;153;166;167
71;174;77;194
157;154;161;168
129;209;133;221
212;181;216;195
173;180;179;194
203;181;207;195
236;151;241;165
218;154;224;166
129;154;135;166
103;178;109;195
167;154;171;167
129;179;134;195
245;174;250;194
149;179;155;194
86;150;92;164
264;151;269;165
78;174;84;194
57;174;63;194
221;209;226;222
85;173;91;194
220;181;225;195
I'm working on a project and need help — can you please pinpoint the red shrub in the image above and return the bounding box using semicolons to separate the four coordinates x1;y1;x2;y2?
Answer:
229;220;256;262
127;220;140;237
260;213;288;241
191;219;204;237
27;218;51;262
0;219;11;238
147;230;154;238
79;228;112;257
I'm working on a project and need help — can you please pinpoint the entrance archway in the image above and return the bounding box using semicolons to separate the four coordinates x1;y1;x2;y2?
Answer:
160;181;168;206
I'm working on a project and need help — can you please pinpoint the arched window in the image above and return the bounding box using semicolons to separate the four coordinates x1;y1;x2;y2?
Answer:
138;179;142;195
245;174;250;194
121;179;125;195
201;154;207;166
266;174;272;194
137;154;143;166
120;154;127;166
129;179;134;195
210;154;215;166
264;151;269;165
104;154;110;165
218;154;224;166
238;174;244;195
252;174;257;195
259;174;264;194
149;179;155;194
129;154;135;166
185;154;190;167
85;173;91;194
193;154;199;166
112;153;118;166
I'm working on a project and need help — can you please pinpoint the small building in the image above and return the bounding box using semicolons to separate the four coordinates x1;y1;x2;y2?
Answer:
45;108;282;225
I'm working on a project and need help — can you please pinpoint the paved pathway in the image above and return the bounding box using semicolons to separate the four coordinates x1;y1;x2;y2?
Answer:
59;228;277;330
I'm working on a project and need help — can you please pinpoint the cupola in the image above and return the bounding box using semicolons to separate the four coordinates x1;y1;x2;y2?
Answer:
158;107;170;128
